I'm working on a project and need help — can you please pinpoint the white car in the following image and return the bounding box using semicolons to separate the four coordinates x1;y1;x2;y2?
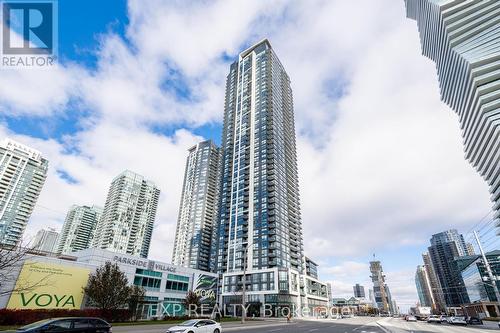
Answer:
448;316;467;326
427;315;442;324
406;316;417;322
166;319;221;333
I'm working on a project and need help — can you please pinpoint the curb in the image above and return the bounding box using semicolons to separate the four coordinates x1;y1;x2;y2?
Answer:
376;322;392;333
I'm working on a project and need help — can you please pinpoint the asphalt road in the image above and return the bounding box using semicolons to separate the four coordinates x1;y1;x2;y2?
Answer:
112;317;500;333
378;317;499;332
113;317;386;333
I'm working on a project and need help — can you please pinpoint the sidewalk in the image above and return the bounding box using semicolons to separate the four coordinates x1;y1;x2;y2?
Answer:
376;317;500;332
482;320;500;330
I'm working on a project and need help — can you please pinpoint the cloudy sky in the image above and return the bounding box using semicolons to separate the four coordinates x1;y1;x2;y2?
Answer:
1;0;496;310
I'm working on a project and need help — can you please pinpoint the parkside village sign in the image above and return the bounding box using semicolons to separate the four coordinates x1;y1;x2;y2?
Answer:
112;256;177;273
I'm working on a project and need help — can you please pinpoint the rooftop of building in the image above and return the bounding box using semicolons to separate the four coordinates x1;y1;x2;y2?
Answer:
1;137;44;161
239;38;272;59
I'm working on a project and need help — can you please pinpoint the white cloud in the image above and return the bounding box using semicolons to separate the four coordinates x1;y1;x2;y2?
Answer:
0;0;494;309
0;123;202;260
385;269;419;309
0;64;85;117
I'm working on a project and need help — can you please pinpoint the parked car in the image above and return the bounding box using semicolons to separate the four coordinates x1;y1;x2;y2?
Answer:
16;317;111;333
466;317;483;325
406;315;417;322
165;319;221;333
448;316;467;326
427;315;442;324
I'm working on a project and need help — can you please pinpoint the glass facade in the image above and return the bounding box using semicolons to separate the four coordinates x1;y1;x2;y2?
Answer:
0;139;48;246
223;271;275;293
165;273;190;292
428;230;470;307
162;298;185;316
213;39;303;275
462;263;489;303
134;269;162;292
173;140;220;271
92;170;160;258
56;205;102;254
461;251;500;303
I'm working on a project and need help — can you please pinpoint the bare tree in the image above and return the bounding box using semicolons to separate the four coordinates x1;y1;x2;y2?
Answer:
0;243;52;297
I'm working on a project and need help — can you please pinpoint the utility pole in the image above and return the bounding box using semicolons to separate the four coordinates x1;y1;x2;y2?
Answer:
474;231;500;303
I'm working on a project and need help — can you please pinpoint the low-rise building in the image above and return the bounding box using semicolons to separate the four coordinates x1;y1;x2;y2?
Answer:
220;266;330;318
0;248;217;319
460;250;500;318
332;297;374;315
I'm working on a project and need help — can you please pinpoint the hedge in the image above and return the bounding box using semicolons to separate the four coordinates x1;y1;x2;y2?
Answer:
0;308;132;325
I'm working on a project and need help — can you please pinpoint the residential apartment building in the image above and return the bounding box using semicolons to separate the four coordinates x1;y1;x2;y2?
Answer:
211;39;326;315
405;0;500;233
422;252;446;312
305;257;319;279
33;227;58;252
172;140;220;271
415;265;434;308
92;171;160;258
56;205;103;254
353;283;366;299
0;138;48;246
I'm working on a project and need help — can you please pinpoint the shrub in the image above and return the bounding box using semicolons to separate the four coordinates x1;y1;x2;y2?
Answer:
0;308;132;325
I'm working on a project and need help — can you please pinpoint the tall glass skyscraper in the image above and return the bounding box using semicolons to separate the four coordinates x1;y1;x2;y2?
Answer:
405;0;500;233
415;265;434;308
213;39;321;314
173;140;220;271
56;204;103;255
0;139;48;246
422;252;446;312
92;171;160;258
428;229;470;307
353;283;366;298
213;39;303;274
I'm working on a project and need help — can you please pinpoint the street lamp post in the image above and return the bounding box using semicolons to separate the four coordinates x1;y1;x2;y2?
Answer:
241;241;253;324
474;231;500;303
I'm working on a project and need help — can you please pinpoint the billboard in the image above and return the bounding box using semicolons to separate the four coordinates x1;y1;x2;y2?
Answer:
7;261;90;309
193;274;217;304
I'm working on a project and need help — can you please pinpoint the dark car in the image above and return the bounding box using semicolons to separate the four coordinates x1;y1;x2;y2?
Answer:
467;317;483;325
16;317;112;333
